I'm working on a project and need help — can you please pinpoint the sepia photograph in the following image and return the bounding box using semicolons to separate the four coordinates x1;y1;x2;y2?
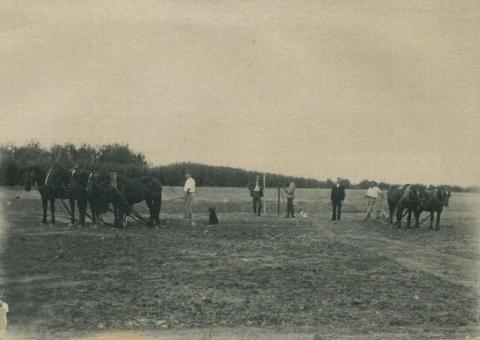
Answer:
0;1;479;339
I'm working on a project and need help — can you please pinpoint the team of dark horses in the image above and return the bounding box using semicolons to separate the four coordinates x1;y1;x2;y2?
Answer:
24;164;162;228
387;184;451;230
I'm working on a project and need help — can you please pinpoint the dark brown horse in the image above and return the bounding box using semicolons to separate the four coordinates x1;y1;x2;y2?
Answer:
68;167;90;226
87;171;162;227
387;184;426;228
24;164;71;225
108;172;162;227
86;170;112;227
418;187;451;230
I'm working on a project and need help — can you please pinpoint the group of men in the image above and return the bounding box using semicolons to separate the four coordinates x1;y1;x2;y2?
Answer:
246;175;295;218
330;177;385;221
182;172;386;224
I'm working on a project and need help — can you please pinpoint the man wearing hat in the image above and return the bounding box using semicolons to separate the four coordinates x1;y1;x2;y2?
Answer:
183;171;196;224
364;182;384;221
330;177;346;221
284;181;296;218
247;175;264;216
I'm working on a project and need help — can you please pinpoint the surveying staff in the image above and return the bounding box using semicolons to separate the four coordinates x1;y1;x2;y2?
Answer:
330;178;345;221
364;182;383;221
184;171;196;225
247;175;264;216
284;181;295;218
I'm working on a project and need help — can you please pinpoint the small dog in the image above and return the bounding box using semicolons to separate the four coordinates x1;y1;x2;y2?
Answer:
298;210;308;219
208;206;219;225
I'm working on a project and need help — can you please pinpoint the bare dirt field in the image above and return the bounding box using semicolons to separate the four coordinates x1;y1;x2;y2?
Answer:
0;187;478;339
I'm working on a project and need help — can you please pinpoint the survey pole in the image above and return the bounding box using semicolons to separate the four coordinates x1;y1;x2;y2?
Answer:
277;187;281;216
263;173;267;214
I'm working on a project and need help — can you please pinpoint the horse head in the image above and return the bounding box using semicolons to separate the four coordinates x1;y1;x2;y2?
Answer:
23;170;33;192
70;168;90;192
414;184;427;203
23;166;45;192
87;170;108;193
402;184;419;202
438;187;451;207
86;171;95;192
108;171;118;189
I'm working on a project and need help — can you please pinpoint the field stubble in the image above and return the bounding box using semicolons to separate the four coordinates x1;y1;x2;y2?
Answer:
0;187;478;339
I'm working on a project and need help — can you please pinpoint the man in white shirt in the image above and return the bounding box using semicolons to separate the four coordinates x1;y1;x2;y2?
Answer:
184;171;196;223
0;299;8;334
364;182;383;221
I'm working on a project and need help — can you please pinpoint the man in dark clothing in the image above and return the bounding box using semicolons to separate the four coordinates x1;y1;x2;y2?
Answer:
247;175;264;216
330;178;346;221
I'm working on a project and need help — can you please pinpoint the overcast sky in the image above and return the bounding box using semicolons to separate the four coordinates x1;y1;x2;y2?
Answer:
1;1;479;186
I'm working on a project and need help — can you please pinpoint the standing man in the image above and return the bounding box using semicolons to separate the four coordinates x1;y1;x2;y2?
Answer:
247;175;264;216
284;181;296;218
0;296;8;336
330;178;345;221
184;171;196;225
364;182;383;221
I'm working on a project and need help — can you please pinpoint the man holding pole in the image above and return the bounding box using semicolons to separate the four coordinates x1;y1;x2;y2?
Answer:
284;181;296;218
247;175;264;216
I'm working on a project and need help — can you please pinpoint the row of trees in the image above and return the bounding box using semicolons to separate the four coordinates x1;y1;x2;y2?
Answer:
0;142;147;186
0;142;478;192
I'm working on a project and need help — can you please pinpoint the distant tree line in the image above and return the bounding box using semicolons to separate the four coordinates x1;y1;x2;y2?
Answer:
149;162;325;188
0;142;477;193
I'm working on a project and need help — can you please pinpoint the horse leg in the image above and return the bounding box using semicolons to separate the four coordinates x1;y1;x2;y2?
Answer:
93;200;103;227
435;207;442;230
145;199;155;227
115;205;125;228
94;211;99;226
389;206;394;225
396;208;402;228
93;207;102;227
406;210;412;228
113;205;119;227
154;197;161;225
414;210;420;228
70;198;76;226
120;206;128;228
429;211;434;230
158;190;162;225
98;207;104;225
79;198;86;226
50;198;56;224
41;197;48;224
89;200;96;225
